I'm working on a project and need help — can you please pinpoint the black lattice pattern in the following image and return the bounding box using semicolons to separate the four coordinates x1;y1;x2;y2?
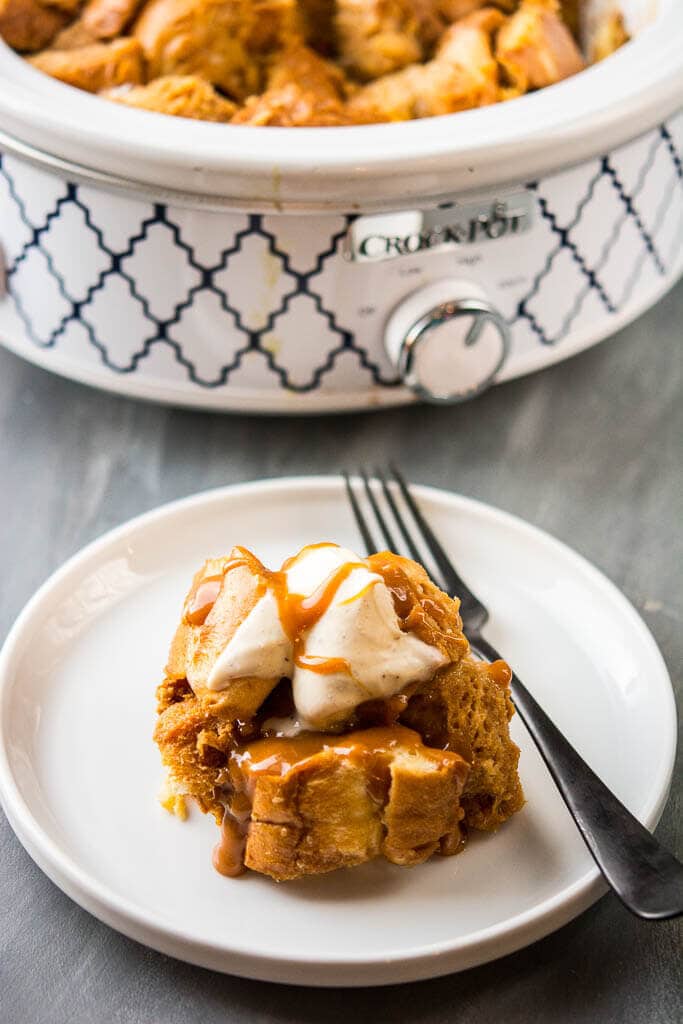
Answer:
1;119;681;393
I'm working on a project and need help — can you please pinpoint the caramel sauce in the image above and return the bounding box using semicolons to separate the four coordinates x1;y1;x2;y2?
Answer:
279;541;339;570
216;724;466;877
233;725;431;781
294;654;352;675
185;577;223;625
183;545;470;881
339;579;379;606
368;556;452;640
185;548;270;625
488;659;512;688
376;563;413;618
212;811;247;877
279;559;368;668
186;544;375;679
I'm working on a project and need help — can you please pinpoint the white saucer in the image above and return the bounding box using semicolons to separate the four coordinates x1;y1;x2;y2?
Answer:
0;478;675;986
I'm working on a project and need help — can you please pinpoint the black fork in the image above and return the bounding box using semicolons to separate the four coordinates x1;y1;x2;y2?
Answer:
344;467;683;921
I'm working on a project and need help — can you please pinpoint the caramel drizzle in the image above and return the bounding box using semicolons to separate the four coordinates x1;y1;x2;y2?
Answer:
284;560;368;672
488;659;512;688
185;548;269;625
185;577;223;625
369;556;457;644
212;810;247;878
234;725;428;782
217;726;427;875
186;544;372;676
295;654;352;675
339;579;379;606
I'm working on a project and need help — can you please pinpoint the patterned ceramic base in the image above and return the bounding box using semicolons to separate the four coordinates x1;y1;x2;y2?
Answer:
1;113;681;412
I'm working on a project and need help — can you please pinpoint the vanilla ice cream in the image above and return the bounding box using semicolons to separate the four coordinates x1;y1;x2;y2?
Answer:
206;544;446;731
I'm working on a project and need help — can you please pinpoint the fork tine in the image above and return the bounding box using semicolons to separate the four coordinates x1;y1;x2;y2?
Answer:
375;467;423;565
343;471;377;556
360;469;399;552
389;463;478;604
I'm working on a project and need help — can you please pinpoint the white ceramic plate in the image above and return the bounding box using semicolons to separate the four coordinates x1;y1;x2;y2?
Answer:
0;478;675;986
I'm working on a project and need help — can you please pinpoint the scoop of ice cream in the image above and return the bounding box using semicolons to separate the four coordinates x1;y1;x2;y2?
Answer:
208;588;292;683
206;543;446;731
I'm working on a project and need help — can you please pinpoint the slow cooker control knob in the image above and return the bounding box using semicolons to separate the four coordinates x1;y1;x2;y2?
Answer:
384;280;510;403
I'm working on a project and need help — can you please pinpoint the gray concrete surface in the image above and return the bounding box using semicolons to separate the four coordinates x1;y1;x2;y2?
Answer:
1;282;681;1023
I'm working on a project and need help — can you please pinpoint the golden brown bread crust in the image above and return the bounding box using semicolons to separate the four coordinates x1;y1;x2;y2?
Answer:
50;0;143;48
334;0;423;81
103;73;237;118
402;655;524;830
235;727;469;880
589;9;628;64
246;749;386;878
245;0;303;54
165;551;281;717
366;550;468;661
496;0;584;91
132;0;301;99
154;682;235;819
29;36;145;89
52;18;98;46
83;0;145;38
154;546;524;879
0;0;68;51
132;0;256;98
6;0;625;125
231;81;356;125
232;44;358;125
348;7;504;122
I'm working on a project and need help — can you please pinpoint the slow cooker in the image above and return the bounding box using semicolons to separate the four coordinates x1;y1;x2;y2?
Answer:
1;0;681;413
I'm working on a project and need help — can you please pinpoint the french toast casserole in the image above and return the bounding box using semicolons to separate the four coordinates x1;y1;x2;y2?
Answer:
155;542;524;881
1;1;629;125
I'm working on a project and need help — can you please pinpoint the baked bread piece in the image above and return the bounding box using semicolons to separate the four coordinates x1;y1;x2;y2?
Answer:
103;74;238;118
496;0;584;91
131;0;302;99
47;0;145;51
8;0;627;126
365;550;524;830
28;36;146;90
0;0;70;51
165;550;285;716
588;9;628;64
348;7;505;123
558;0;579;37
334;0;424;81
221;726;469;880
132;0;256;98
402;656;524;829
232;44;357;126
155;544;524;881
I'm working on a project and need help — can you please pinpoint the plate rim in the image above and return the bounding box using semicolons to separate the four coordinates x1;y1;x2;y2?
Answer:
0;476;676;985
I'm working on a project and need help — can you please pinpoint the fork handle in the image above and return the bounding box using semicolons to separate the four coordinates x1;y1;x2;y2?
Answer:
471;634;683;920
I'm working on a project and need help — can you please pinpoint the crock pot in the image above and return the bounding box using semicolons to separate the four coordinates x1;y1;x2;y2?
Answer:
1;0;681;413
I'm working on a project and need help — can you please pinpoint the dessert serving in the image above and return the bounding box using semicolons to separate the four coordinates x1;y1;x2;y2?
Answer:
0;0;629;125
155;542;524;881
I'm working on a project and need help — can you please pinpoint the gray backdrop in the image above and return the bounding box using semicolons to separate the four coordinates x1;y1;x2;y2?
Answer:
1;282;681;1024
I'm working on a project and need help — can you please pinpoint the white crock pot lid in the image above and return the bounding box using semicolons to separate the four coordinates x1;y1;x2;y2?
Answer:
0;2;682;212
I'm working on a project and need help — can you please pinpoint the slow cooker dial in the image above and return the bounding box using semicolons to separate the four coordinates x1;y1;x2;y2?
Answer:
384;280;510;403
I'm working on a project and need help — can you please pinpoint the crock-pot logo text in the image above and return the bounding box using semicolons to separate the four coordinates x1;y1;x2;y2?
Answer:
347;195;533;263
358;204;523;257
